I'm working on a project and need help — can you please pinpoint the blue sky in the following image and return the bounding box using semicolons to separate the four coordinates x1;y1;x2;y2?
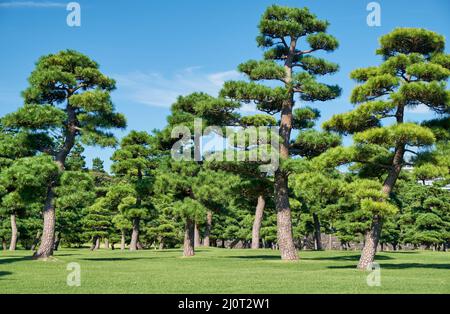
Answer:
0;0;449;171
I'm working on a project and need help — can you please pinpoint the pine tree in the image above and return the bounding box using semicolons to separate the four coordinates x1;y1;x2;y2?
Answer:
0;156;59;251
322;28;449;268
2;50;126;259
220;5;341;260
111;131;155;250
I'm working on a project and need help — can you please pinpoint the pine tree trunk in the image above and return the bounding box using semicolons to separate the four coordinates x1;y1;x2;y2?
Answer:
129;217;140;251
183;218;195;257
357;145;404;269
251;194;265;249
9;213;18;251
31;231;41;251
312;212;322;251
194;222;201;247
53;232;60;251
159;240;164;250
272;38;299;261
2;238;7;250
357;215;382;269
120;231;125;251
275;170;298;260
95;236;100;250
33;185;56;259
104;238;109;249
203;211;212;247
90;236;98;250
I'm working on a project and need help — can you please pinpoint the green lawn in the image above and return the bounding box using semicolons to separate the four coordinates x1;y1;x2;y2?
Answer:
0;248;448;293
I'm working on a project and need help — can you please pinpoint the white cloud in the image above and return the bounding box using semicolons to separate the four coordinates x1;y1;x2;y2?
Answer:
113;67;245;109
0;1;66;8
406;104;432;114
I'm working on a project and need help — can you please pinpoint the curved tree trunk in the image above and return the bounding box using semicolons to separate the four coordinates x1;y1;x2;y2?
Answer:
251;195;265;249
129;217;140;251
9;213;18;251
357;145;404;269
203;211;213;247
312;212;322;251
183;218;195;257
358;215;382;269
120;231;126;251
34;185;56;259
34;102;76;260
194;222;201;247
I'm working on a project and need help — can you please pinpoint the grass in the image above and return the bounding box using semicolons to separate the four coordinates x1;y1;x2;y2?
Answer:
0;247;449;293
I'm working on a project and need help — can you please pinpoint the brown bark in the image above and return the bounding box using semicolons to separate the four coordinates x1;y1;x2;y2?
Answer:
94;236;100;250
183;218;195;257
129;217;140;251
90;236;99;250
273;38;299;261
275;171;298;260
34;102;77;259
53;232;61;251
357;215;382;269
31;230;41;251
194;222;201;247
357;145;404;269
2;239;7;250
312;212;322;251
159;240;164;250
120;231;126;251
203;211;212;247
357;101;405;269
33;185;56;259
9;213;18;251
251;194;265;249
104;238;109;249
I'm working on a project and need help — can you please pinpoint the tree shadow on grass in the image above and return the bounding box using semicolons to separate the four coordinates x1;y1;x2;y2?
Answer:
327;263;450;270
303;254;393;261
0;271;12;279
0;256;33;265
80;256;164;262
223;255;280;260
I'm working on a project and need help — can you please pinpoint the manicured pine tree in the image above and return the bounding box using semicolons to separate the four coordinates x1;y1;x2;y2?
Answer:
111;130;156;251
82;197;113;250
153;92;240;254
0;156;59;250
220;5;341;259
323;28;449;268
112;214;132;250
54;171;95;249
395;181;450;250
289;171;343;250
2;50;126;259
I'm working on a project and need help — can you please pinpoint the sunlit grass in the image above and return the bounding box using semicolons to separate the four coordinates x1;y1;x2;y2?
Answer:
0;248;448;293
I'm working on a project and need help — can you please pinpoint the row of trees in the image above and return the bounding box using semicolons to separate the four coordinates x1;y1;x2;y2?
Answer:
0;6;448;269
